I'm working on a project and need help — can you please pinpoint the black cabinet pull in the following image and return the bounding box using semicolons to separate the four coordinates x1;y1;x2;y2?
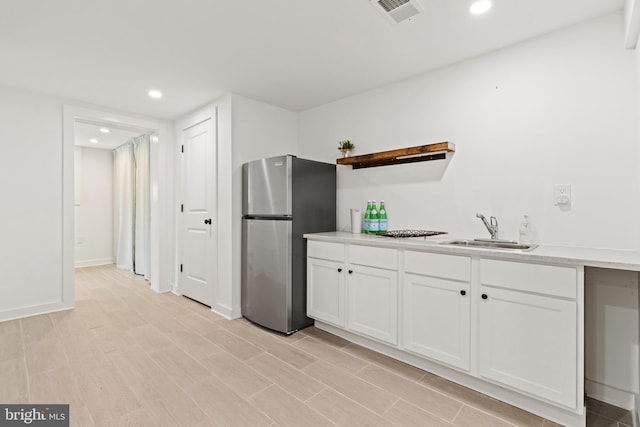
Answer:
348;269;353;274
337;268;342;272
204;218;212;225
460;290;466;296
481;293;488;300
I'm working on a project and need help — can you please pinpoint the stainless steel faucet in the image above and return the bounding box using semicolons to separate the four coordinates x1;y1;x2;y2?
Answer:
476;213;499;239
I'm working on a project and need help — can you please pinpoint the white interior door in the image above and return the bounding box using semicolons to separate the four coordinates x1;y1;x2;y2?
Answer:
180;116;217;306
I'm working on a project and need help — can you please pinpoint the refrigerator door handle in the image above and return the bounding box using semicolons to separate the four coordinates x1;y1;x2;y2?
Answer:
243;215;292;221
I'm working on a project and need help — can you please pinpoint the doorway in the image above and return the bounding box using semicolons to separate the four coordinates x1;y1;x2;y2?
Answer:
178;115;218;307
74;120;152;272
63;105;172;305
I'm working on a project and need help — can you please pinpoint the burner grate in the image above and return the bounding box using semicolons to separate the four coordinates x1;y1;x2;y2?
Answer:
379;229;448;238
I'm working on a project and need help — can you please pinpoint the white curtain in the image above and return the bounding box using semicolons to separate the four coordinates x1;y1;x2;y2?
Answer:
112;134;151;278
113;143;134;270
133;135;151;279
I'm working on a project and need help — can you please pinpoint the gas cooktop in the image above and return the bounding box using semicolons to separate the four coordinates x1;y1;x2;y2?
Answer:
378;230;448;238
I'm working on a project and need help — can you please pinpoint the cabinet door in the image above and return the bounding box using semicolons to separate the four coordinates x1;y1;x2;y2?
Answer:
478;287;577;409
307;258;345;327
403;273;470;371
347;265;398;345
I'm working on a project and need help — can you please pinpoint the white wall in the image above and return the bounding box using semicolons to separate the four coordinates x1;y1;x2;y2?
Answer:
75;147;113;267
230;94;298;317
0;86;68;320
216;95;234;317
299;12;638;251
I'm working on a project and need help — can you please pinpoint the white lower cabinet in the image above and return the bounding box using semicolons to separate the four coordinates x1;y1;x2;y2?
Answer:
306;241;398;344
478;259;579;409
403;273;471;370
306;239;583;420
307;257;345;327
347;264;398;345
307;241;346;327
403;251;471;371
346;244;399;345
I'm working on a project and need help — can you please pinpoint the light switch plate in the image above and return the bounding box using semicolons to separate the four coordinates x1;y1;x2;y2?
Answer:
554;184;571;205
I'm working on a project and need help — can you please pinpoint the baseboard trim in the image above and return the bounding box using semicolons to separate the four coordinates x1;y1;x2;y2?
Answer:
171;287;240;320
0;301;74;322
586;379;637;411
75;258;114;268
211;303;241;320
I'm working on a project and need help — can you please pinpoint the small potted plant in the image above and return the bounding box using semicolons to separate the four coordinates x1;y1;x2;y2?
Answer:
338;140;355;157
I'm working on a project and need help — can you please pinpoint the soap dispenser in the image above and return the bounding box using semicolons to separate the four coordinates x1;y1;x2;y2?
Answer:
519;215;533;244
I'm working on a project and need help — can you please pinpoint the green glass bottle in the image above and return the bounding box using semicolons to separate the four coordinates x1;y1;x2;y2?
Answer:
364;201;372;234
378;200;388;233
370;200;379;234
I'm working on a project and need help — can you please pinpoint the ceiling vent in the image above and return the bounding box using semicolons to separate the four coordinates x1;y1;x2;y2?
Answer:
372;0;423;24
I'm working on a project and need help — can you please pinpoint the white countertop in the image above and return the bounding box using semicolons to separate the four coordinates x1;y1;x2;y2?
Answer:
304;231;640;271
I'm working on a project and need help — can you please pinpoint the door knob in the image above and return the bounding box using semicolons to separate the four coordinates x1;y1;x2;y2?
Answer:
460;290;466;296
337;268;342;272
204;218;212;225
481;293;488;300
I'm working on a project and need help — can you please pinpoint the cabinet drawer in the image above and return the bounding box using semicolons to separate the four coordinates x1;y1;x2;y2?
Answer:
480;259;577;299
404;251;471;282
349;245;397;270
308;240;345;262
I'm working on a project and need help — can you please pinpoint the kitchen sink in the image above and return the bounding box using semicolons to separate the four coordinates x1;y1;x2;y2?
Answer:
440;239;538;252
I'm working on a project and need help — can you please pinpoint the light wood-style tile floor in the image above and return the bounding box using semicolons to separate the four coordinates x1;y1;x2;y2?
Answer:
0;265;632;426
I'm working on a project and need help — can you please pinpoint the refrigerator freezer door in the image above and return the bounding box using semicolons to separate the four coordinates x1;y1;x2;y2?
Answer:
242;155;292;216
241;218;292;333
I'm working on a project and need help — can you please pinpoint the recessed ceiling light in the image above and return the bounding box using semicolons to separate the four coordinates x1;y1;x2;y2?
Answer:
99;128;110;133
89;138;99;144
470;0;492;15
148;89;163;99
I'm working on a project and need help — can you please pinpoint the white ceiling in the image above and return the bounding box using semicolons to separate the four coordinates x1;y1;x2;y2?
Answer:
0;0;625;120
74;121;147;150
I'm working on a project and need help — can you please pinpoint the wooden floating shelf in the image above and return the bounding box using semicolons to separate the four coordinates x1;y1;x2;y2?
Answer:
336;142;455;169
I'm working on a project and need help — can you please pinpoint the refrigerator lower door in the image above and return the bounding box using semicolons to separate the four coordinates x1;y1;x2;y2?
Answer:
241;218;292;333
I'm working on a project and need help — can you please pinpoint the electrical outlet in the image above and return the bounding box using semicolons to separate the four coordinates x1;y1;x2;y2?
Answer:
554;184;571;205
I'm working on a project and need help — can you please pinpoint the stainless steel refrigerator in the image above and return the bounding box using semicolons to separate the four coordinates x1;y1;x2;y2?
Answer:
242;155;336;334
